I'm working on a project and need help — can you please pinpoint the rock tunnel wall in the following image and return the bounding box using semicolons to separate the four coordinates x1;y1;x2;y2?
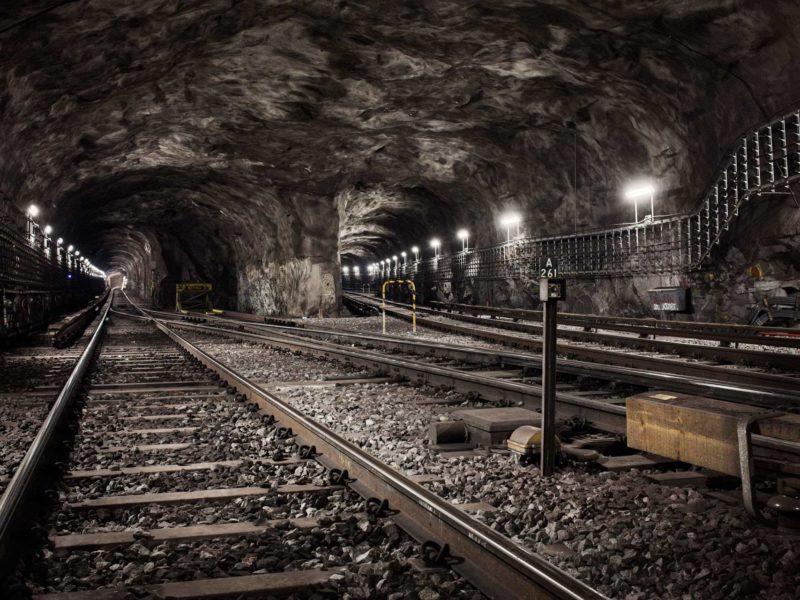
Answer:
1;2;800;318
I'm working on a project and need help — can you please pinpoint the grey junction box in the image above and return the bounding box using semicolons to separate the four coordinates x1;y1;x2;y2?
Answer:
450;407;541;447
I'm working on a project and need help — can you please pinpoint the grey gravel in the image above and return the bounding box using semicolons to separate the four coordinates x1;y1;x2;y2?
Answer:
189;331;800;600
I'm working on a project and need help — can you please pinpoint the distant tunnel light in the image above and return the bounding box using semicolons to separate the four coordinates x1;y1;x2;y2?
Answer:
499;212;521;227
67;245;74;252
56;237;63;245
457;228;469;251
353;266;360;275
411;246;419;254
342;266;349;275
429;238;440;248
624;179;657;223
44;225;52;235
500;212;522;242
27;204;40;218
401;251;407;258
392;255;398;262
75;250;80;256
623;181;656;200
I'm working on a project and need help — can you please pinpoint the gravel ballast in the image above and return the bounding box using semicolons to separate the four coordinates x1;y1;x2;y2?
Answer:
186;330;800;600
20;317;484;600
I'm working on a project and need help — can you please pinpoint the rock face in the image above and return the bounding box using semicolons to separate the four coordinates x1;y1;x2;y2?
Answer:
1;1;799;315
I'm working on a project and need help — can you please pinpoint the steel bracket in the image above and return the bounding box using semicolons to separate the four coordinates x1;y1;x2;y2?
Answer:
738;412;782;525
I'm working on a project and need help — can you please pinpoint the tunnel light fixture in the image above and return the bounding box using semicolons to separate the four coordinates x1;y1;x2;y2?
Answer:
430;238;441;258
75;250;80;256
499;212;521;227
623;180;656;222
456;229;469;252
353;266;360;275
67;245;74;252
27;204;40;218
44;225;53;235
411;246;419;261
56;237;63;245
400;251;407;265
392;255;398;263
342;266;350;275
500;212;521;242
623;181;655;200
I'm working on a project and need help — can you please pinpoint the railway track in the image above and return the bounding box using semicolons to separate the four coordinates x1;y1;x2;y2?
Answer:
156;297;799;401
0;291;604;600
0;301;105;494
429;301;800;347
343;294;799;385
344;294;799;372
150;307;800;410
134;305;800;479
131;296;800;598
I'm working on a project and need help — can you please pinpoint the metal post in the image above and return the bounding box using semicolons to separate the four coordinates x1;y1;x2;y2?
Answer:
574;129;578;234
381;280;388;334
540;286;558;476
410;281;417;333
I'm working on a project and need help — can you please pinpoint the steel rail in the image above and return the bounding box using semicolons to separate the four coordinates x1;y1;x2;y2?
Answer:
141;307;800;408
345;295;800;393
154;316;629;434
0;294;111;566
247;323;800;409
357;296;799;370
150;318;607;600
429;301;800;342
51;289;110;348
149;316;800;468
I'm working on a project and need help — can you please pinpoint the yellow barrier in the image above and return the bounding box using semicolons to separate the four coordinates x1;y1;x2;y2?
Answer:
381;279;416;334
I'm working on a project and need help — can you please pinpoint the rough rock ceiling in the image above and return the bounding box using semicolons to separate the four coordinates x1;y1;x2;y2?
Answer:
1;0;799;306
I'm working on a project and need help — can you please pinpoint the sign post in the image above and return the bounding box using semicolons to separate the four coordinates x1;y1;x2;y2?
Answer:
538;258;565;476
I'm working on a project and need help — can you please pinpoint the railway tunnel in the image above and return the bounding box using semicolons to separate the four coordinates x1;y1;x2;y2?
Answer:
1;2;800;599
